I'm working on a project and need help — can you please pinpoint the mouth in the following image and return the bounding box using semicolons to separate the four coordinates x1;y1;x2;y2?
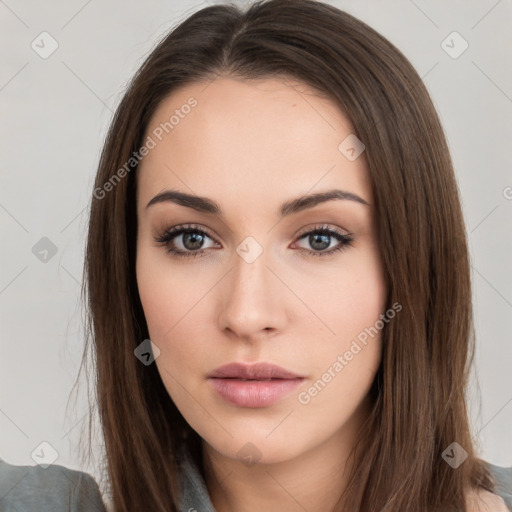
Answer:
207;362;305;408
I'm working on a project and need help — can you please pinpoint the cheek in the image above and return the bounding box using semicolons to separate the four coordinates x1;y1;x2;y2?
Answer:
300;250;387;348
136;243;179;345
135;245;218;369
297;250;386;393
136;240;201;328
296;267;386;421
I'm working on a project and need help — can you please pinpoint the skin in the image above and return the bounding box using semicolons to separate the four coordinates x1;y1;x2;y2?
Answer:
134;76;383;511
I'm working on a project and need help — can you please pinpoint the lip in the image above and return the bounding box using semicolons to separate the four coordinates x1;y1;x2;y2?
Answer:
208;362;303;380
208;362;305;408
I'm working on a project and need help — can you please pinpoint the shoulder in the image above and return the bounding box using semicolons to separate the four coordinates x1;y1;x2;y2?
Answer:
466;487;509;512
465;461;512;512
0;458;107;512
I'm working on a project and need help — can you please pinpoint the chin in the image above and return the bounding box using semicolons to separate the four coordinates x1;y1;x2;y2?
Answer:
204;432;307;467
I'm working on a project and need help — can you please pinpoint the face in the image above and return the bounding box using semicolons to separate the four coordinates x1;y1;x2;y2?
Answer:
136;77;387;465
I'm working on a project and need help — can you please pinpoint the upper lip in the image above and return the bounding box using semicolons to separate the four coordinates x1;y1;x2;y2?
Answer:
208;362;303;380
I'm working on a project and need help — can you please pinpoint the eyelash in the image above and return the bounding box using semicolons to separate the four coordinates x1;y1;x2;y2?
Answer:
154;223;354;259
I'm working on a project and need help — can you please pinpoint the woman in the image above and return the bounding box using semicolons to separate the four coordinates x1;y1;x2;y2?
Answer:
80;0;511;511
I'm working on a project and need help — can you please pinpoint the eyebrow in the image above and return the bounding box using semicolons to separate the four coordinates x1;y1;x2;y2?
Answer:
146;188;370;217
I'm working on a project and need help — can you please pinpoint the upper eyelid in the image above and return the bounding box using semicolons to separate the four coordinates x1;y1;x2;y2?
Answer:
160;222;346;235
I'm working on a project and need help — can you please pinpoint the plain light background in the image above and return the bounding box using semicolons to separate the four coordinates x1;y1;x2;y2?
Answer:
1;0;511;487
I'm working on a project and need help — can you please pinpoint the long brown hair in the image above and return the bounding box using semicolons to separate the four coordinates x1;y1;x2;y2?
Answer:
80;1;495;510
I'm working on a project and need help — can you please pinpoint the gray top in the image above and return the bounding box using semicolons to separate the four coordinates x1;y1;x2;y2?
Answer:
1;453;511;511
488;462;512;511
0;458;106;512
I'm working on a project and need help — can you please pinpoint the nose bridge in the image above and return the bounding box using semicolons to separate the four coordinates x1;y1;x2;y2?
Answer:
218;235;284;337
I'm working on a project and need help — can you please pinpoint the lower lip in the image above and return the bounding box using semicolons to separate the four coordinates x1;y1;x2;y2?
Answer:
208;378;304;408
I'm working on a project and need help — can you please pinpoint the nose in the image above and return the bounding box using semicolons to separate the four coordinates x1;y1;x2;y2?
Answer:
217;243;287;341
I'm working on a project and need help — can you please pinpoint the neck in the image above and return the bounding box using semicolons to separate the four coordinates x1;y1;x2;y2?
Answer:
202;395;372;512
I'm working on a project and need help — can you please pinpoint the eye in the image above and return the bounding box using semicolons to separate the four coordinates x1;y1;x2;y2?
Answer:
154;224;219;259
292;224;354;257
154;223;354;259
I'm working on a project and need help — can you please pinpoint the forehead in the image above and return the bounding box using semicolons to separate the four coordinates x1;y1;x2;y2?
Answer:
137;76;372;209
